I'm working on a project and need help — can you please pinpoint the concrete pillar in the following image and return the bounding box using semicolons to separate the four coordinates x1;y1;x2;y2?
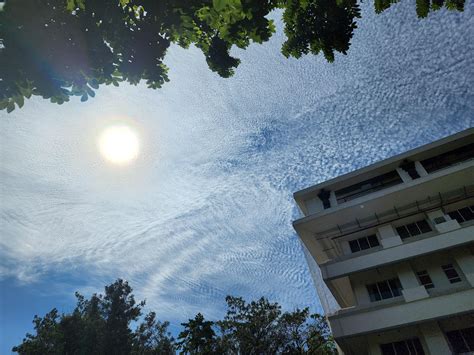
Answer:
305;196;323;214
377;224;403;248
353;282;370;306
452;248;474;286
419;322;451;355
329;190;338;208
397;262;429;302
341;241;351;256
396;167;412;183
415;161;428;177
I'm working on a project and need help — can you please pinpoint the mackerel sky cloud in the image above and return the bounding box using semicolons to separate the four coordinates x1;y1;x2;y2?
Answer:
1;1;473;352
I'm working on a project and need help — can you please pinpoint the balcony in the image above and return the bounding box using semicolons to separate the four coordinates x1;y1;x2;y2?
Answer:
294;162;474;238
320;224;474;281
328;286;474;339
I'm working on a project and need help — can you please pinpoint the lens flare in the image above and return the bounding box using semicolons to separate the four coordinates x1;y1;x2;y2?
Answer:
98;125;139;165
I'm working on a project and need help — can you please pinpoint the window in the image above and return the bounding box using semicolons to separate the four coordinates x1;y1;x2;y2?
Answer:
446;327;474;354
380;338;425;355
318;189;331;210
335;170;403;204
416;270;434;289
367;278;403;302
421;143;474;173
396;220;432;240
349;234;380;253
442;264;461;283
448;205;474;224
433;216;446;224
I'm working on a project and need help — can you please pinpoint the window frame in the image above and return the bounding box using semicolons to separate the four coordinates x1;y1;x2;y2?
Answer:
395;219;432;240
366;278;403;302
348;234;380;253
380;337;425;355
441;263;462;283
416;270;435;289
446;327;474;353
447;205;474;224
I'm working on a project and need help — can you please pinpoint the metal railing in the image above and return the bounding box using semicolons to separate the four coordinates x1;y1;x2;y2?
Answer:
316;184;474;241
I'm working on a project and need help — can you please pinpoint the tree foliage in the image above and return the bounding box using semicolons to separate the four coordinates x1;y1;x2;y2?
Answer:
0;0;465;112
12;279;175;355
13;279;336;354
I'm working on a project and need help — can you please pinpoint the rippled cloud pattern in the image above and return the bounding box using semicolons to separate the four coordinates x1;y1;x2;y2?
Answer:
1;1;473;349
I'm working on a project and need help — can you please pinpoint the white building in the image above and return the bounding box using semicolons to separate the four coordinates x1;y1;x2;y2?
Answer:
293;128;474;354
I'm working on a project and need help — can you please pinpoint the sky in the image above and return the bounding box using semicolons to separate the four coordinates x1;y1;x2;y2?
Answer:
1;1;474;353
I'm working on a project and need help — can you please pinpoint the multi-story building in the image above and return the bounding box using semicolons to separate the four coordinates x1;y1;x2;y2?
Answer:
293;128;474;354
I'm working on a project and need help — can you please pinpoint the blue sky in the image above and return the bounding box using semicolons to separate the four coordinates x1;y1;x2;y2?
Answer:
1;1;473;353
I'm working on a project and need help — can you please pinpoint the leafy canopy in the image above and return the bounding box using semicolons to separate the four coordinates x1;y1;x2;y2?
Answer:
13;279;336;354
0;0;465;112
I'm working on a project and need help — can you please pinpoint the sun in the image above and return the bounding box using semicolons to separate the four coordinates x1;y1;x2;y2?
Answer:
98;124;140;165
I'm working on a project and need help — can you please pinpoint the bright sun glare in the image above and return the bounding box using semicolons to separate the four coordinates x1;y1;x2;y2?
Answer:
98;125;140;165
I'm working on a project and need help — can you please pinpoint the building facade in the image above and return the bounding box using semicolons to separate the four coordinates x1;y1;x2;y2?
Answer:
293;128;474;354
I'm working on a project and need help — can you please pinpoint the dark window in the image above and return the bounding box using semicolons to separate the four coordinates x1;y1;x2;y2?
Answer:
366;278;403;302
448;205;474;224
335;170;403;204
416;270;434;289
388;278;403;297
349;239;360;253
446;327;474;353
380;343;396;355
393;341;409;354
367;283;381;302
421;143;474;174
417;220;432;233
433;216;446;224
396;220;432;240
368;234;380;247
442;264;461;283
378;281;393;299
396;226;411;240
359;237;370;250
407;223;421;236
349;235;380;254
318;189;331;210
380;338;425;355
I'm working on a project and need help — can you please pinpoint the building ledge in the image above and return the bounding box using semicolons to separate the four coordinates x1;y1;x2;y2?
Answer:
328;286;474;339
293;160;474;228
321;225;474;281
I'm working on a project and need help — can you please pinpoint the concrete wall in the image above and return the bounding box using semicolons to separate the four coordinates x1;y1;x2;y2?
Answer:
329;287;474;339
345;247;473;307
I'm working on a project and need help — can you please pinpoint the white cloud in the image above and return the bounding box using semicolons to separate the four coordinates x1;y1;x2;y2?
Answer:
1;1;473;322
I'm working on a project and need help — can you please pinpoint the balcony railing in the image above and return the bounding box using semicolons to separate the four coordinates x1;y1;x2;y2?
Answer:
315;184;474;242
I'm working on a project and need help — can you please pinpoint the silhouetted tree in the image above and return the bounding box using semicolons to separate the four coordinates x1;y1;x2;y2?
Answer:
0;0;465;113
10;279;340;354
216;296;336;354
12;279;175;355
178;313;222;354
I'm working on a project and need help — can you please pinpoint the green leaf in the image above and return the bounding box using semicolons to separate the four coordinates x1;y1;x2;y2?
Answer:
66;0;75;11
15;95;24;108
7;101;15;113
86;86;95;97
81;94;88;102
89;80;99;89
213;0;227;11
